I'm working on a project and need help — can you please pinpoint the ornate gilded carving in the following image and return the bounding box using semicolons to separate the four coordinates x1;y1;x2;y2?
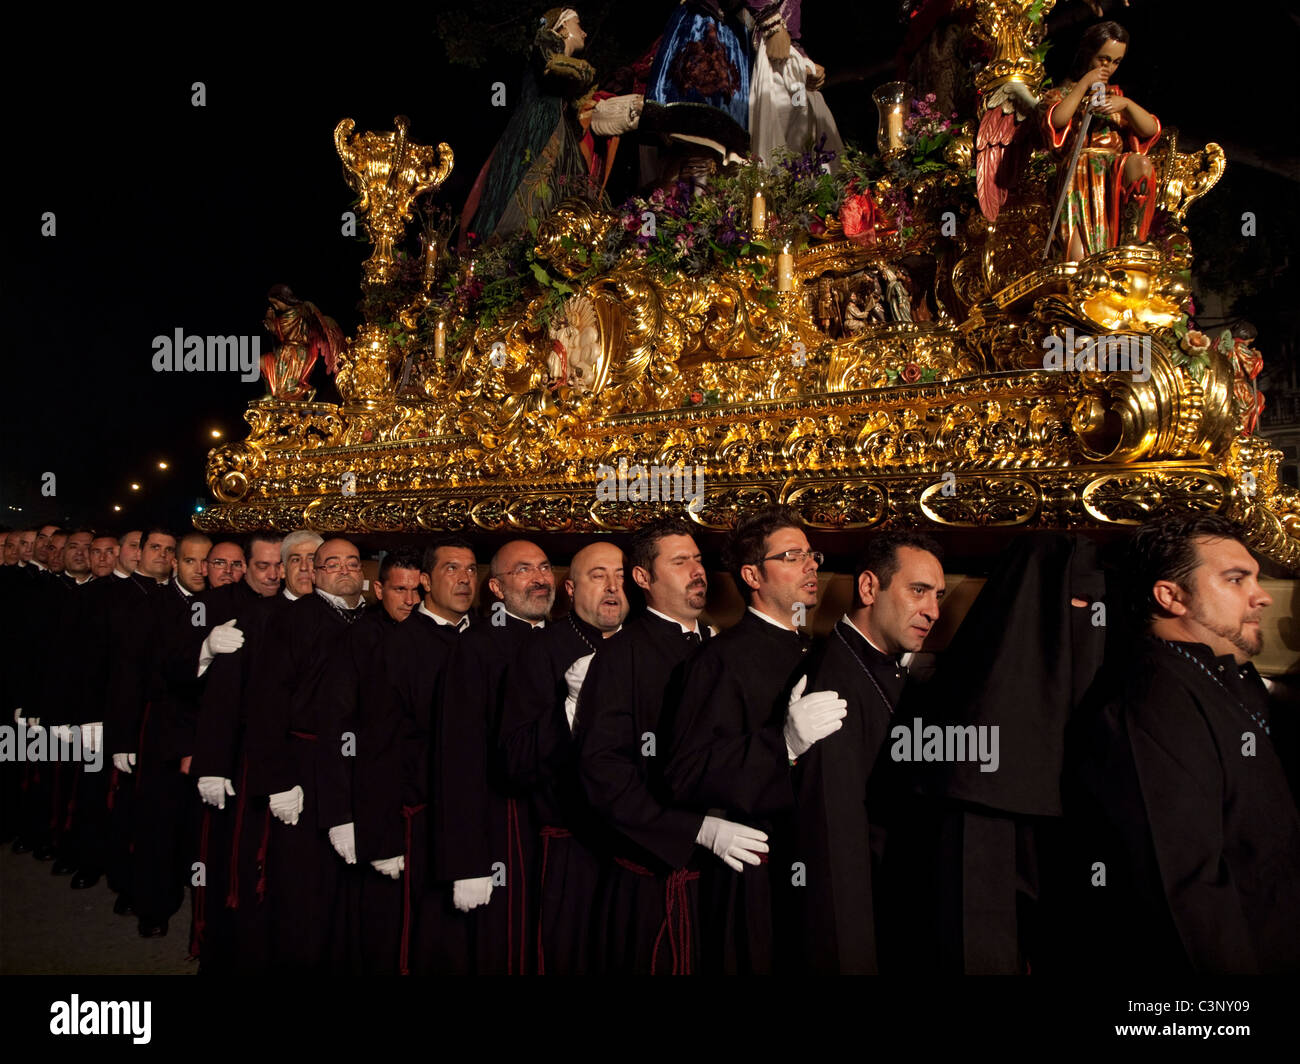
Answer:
193;16;1300;573
334;116;453;288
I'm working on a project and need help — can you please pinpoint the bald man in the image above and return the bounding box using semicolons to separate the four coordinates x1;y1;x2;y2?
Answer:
175;532;212;595
433;538;555;973
500;541;628;973
205;541;247;589
246;537;368;971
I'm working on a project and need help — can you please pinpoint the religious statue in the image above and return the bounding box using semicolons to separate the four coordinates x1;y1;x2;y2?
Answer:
880;263;914;322
260;284;345;401
1041;21;1160;261
640;0;752;185
546;293;602;391
745;1;844;168
460;7;597;249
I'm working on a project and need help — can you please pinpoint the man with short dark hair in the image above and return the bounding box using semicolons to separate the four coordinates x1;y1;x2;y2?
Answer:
103;527;176;919
433;538;554;974
501;541;629;973
780;529;945;973
89;534;119;579
576;518;762;974
1067;512;1300;973
353;537;476;974
664;505;842;973
116;530;143;576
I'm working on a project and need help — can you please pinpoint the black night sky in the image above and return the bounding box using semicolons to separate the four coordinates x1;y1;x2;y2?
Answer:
4;1;1297;536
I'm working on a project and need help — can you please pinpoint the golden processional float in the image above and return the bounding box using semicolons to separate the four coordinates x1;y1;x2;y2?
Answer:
194;0;1300;575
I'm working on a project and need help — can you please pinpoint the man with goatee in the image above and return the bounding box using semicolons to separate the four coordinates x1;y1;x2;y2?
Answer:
205;541;247;589
665;505;843;974
245;537;368;971
1067;513;1300;973
501;541;629;973
434;538;554;974
576;518;766;974
350;538;476;973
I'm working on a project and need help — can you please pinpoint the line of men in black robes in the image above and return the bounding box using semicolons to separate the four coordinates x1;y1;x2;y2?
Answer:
1;506;1297;973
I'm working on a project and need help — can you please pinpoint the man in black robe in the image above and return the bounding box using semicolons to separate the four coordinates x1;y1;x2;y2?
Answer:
316;547;422;972
1066;512;1300;973
129;531;212;938
245;536;368;971
433;538;554;974
200;530;320;972
104;527;175;919
501;541;628;974
189;532;284;968
897;533;1108;975
355;536;476;974
59;533;126;889
576;518;766;974
780;530;945;973
11;523;62;858
665;504;843;974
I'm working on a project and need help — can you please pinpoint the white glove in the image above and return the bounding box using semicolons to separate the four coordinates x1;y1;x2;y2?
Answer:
371;856;405;879
329;822;357;864
452;877;493;912
26;716;41;731
590;93;644;136
696;815;769;873
783;675;847;760
197;776;236;809
112;752;137;774
199;619;245;673
81;722;103;754
563;653;595;730
268;784;304;826
52;724;76;743
13;708;24;726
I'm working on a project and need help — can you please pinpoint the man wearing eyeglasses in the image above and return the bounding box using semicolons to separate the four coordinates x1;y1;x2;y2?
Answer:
433;538;554;974
780;530;945;973
354;536;478;973
245;537;369;971
664;504;844;974
205;541;247;589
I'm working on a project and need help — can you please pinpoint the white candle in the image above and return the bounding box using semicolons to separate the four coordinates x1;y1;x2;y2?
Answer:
434;320;446;360
887;107;904;149
751;190;767;237
776;248;795;292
